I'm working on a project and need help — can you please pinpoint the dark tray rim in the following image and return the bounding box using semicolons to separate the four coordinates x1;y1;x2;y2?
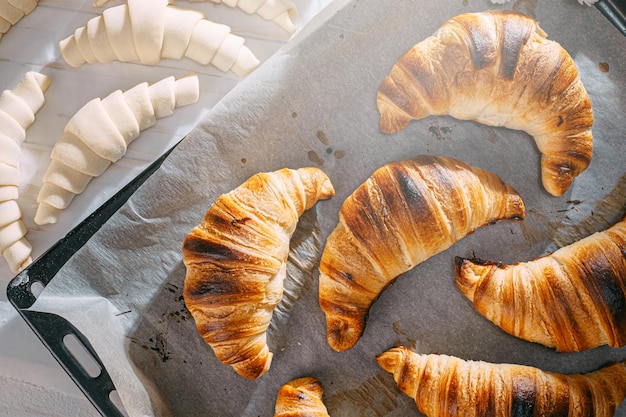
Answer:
6;143;180;417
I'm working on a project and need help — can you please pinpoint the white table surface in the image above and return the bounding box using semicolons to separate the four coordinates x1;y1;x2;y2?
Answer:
0;0;333;415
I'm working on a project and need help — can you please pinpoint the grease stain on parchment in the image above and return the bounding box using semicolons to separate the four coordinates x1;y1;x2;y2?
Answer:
308;130;347;166
428;124;453;141
130;282;191;363
325;372;401;417
520;173;626;249
392;320;418;351
599;62;610;73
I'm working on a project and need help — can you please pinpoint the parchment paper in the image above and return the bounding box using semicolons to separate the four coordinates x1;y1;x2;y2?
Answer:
28;0;626;416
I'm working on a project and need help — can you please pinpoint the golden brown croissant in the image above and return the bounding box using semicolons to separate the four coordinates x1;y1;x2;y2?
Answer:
318;155;525;352
274;377;330;417
377;10;593;196
456;214;626;352
182;167;334;379
377;346;626;417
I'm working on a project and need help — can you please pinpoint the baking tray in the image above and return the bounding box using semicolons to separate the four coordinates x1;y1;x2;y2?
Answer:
6;144;180;417
6;1;626;417
596;0;626;36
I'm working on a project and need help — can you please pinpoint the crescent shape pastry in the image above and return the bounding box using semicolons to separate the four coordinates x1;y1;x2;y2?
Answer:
274;377;330;417
93;0;299;34
0;0;38;41
0;71;50;273
182;167;334;379
318;155;525;352
377;10;593;196
456;215;626;352
377;346;626;417
34;73;199;226
61;0;260;76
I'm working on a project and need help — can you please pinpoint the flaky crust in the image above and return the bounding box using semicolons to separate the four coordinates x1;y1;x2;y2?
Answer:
182;167;334;379
274;377;330;417
319;155;525;352
377;10;593;196
456;215;626;352
377;346;626;417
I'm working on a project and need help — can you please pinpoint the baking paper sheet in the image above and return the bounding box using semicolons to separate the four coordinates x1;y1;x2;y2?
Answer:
27;0;626;416
0;0;333;281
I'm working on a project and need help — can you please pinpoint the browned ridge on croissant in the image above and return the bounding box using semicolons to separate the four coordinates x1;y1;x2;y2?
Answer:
274;377;330;417
377;10;593;196
319;155;525;352
182;167;335;379
456;214;626;353
377;346;626;417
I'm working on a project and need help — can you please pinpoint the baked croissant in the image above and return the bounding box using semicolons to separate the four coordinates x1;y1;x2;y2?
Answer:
60;0;259;76
0;0;38;41
0;71;50;273
377;346;626;417
182;167;335;379
377;10;593;196
94;0;299;34
456;214;626;352
34;73;199;225
274;377;330;417
319;155;525;352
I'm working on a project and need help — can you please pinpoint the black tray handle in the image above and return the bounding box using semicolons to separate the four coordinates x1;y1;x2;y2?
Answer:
7;142;181;417
20;310;126;417
596;0;626;36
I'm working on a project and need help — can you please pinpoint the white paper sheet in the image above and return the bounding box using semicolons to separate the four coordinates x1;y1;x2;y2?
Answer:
0;0;335;282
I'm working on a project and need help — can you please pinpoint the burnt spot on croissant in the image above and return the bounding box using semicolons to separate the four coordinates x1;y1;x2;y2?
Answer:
190;277;266;299
390;162;441;224
511;373;537;417
445;371;459;414
398;49;446;105
230;217;251;227
557;115;564;127
499;14;533;80
464;20;495;71
391;163;421;204
579;255;626;341
183;234;236;261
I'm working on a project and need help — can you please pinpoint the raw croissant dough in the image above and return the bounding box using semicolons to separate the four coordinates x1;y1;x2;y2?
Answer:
0;0;38;41
274;377;330;417
318;155;525;352
61;0;259;76
0;71;50;273
377;10;593;196
456;214;626;352
377;346;626;417
34;73;199;225
93;0;299;34
182;167;334;379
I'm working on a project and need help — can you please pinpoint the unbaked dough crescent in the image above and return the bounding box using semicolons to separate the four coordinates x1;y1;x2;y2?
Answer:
35;74;200;226
0;0;39;41
0;71;50;274
62;0;259;76
93;0;298;33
